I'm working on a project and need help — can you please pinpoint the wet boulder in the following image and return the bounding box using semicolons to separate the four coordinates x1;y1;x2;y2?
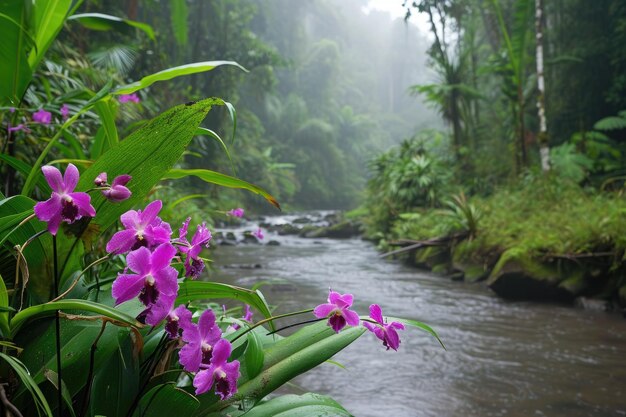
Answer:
487;249;574;302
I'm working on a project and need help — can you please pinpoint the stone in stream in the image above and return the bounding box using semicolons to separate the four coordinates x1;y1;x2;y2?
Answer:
267;240;280;246
487;249;574;302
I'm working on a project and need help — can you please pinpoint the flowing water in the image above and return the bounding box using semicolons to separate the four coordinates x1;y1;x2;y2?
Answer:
210;214;626;417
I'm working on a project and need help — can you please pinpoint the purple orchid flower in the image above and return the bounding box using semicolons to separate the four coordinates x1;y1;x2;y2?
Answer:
252;228;264;240
102;174;132;202
178;218;211;279
60;104;69;120
362;304;405;351
140;297;192;338
9;107;15;113
33;164;96;235
32;109;51;124
118;93;140;103
8;124;31;133
94;172;108;187
111;244;179;307
228;304;254;332
106;200;172;254
313;290;360;333
193;338;240;399
179;309;222;372
227;208;244;218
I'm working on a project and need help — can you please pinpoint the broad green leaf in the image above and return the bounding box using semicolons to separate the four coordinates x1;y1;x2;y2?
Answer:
163;168;280;210
223;101;237;145
0;1;32;105
10;299;142;336
44;369;77;417
28;0;72;69
0;153;52;195
176;281;274;330
227;323;365;406
14;317;121;401
242;329;264;381
169;194;207;210
241;393;352;417
68;12;155;40
133;384;200;417
0;352;54;417
0;196;50;301
169;0;189;46
90;332;139;417
76;98;220;233
114;61;246;95
92;96;119;155
0;274;9;336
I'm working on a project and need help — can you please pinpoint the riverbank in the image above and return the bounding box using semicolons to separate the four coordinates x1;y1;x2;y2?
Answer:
362;180;626;313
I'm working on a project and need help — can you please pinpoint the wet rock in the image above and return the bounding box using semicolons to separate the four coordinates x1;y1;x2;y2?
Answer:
267;240;280;246
223;263;262;269
225;232;236;241
219;239;236;246
575;297;610;311
277;224;301;236
487;249;574;302
302;220;362;239
293;217;312;224
241;233;261;244
450;271;465;281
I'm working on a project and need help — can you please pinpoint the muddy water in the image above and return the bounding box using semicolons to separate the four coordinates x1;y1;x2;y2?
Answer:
210;218;626;417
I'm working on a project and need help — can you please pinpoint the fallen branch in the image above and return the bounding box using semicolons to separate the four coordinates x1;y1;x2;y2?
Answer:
380;232;468;258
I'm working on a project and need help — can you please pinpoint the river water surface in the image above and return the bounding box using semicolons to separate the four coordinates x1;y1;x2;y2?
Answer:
210;215;626;417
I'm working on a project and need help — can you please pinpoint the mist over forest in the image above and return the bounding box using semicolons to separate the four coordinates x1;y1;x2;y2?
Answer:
126;0;442;210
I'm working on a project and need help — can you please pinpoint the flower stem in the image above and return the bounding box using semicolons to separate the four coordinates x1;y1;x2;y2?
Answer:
50;255;110;302
53;235;63;417
230;308;313;343
266;318;327;336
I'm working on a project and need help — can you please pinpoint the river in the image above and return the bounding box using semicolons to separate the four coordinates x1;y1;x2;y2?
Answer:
209;215;626;417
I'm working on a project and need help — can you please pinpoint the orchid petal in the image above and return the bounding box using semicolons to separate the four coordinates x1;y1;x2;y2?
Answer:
41;166;64;192
120;209;140;229
112;273;146;305
141;200;162;223
34;194;62;222
106;228;137;254
342;308;360;327
179;341;202;372
369;304;384;324
313;303;336;318
193;368;215;395
211;339;232;365
70;192;96;217
154;266;178;297
126;247;152;275
63;163;79;193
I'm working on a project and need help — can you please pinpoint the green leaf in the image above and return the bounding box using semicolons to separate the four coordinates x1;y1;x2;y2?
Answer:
169;194;207;211
114;61;247;95
176;281;274;330
43;369;77;417
0;153;52;195
28;0;72;70
194;127;235;174
10;299;142;336
163;168;280;210
92;96;119;156
242;329;264;381
14;317;120;399
229;323;365;405
68;13;155;40
593;116;626;131
0;353;54;417
169;0;189;46
90;332;139;417
392;317;445;349
76;98;219;234
241;393;353;417
0;2;33;105
0;274;10;337
134;384;200;417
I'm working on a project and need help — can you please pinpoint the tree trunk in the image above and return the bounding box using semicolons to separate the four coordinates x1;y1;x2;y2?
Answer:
536;0;550;171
